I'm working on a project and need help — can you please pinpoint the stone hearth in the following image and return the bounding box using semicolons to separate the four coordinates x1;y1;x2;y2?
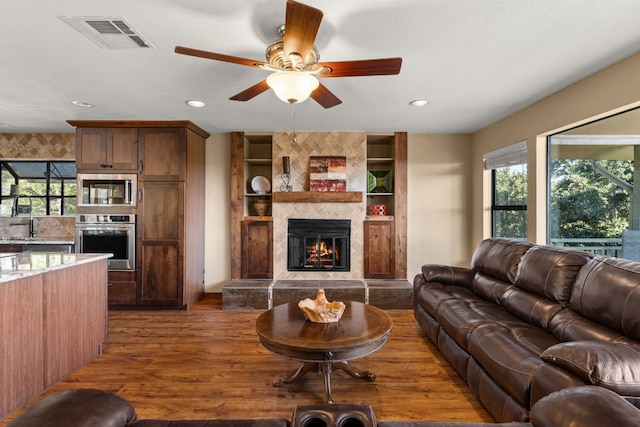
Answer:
221;279;412;310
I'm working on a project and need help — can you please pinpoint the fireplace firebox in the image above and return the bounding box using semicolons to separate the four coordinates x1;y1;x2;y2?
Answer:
287;219;350;271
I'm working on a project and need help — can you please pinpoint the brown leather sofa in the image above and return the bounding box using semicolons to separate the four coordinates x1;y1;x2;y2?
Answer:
414;238;640;422
6;386;640;427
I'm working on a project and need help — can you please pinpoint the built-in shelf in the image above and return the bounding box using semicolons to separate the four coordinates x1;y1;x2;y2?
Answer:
273;191;363;203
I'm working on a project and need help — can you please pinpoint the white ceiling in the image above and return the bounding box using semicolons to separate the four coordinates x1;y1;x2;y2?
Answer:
2;0;640;135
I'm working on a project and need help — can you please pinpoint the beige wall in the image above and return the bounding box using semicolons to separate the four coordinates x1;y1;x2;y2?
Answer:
204;134;232;292
407;134;473;274
471;51;640;254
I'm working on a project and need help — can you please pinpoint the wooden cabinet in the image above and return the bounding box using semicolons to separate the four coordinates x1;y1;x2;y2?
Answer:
73;127;138;171
241;219;273;279
107;271;137;305
137;181;183;306
135;122;208;308
0;256;107;419
363;219;395;279
230;132;274;279
364;132;407;279
69;120;209;309
138;128;186;181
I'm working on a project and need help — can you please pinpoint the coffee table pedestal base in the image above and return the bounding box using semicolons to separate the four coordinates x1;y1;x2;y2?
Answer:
273;361;376;403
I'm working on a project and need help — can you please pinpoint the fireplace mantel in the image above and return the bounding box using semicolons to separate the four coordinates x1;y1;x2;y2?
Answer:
273;191;363;203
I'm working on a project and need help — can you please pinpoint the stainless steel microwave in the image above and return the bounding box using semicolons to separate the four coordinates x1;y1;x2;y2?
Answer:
77;173;137;207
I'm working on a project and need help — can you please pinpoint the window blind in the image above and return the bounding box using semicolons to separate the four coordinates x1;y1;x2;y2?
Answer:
484;140;527;170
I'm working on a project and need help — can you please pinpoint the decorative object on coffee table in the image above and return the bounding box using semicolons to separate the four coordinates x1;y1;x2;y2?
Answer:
310;156;347;192
298;289;345;323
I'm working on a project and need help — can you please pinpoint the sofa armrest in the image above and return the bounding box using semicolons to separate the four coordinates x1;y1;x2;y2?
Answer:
531;386;640;427
420;264;474;286
7;389;137;427
540;341;640;395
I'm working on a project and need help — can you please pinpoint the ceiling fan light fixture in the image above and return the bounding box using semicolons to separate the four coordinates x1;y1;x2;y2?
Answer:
266;71;319;104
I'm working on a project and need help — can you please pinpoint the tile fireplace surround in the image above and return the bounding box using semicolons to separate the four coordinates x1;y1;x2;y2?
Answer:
271;132;367;280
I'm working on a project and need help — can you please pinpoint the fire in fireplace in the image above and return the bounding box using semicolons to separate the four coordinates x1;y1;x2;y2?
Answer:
287;219;350;271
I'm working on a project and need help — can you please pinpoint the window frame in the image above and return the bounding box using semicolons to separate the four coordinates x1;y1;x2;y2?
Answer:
1;160;76;216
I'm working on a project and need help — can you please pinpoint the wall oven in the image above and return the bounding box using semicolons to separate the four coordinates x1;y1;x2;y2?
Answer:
75;214;136;271
77;173;137;207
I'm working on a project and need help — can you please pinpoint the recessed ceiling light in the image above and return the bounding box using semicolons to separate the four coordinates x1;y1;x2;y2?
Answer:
186;100;206;108
409;99;429;107
71;101;94;108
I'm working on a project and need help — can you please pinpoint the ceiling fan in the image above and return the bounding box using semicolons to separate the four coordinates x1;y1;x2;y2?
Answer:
175;0;402;108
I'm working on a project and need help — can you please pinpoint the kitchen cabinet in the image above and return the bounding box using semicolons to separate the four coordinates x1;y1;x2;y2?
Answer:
363;219;395;279
73;127;138;171
135;123;208;308
0;254;108;419
137;181;183;306
69;120;209;309
138;127;186;181
107;271;137;305
241;219;273;279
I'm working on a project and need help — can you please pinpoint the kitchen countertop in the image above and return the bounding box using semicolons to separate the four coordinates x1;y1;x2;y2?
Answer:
0;252;112;283
0;238;75;245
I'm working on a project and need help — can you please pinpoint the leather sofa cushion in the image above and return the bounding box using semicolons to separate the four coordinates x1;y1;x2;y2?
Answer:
540;341;640;395
467;322;559;407
470;273;514;304
530;386;640;427
515;245;592;304
436;297;518;349
570;257;640;341
7;389;137;427
547;308;637;342
501;287;563;329
415;281;477;319
530;362;587;407
470;238;532;285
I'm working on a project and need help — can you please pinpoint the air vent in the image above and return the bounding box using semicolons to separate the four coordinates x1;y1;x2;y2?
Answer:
60;16;155;49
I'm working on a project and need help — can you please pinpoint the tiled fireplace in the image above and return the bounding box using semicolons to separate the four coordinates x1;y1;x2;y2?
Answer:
272;132;366;280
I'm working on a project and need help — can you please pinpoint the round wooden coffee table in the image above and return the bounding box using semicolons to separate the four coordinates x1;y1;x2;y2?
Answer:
255;301;393;403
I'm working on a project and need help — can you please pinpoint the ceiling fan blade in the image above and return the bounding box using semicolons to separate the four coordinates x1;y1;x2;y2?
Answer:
175;46;266;68
316;58;403;78
229;80;271;102
310;83;342;109
283;0;323;65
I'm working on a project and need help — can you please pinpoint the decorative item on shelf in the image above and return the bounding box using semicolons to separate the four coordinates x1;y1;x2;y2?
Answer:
298;289;346;323
309;156;347;192
367;170;391;193
253;199;270;216
369;204;387;216
280;156;292;192
251;176;271;194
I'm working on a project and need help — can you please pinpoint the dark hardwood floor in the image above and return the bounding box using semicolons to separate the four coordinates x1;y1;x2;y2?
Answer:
1;295;493;425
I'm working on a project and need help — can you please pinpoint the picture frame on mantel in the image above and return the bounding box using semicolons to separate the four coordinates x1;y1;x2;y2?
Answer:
309;156;347;192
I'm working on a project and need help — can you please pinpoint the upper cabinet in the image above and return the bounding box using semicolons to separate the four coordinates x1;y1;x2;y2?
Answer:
138;127;187;181
73;127;138;171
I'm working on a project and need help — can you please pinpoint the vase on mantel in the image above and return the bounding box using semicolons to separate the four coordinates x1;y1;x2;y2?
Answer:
253;199;270;216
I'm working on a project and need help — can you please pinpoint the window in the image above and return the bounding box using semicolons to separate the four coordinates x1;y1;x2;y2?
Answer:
548;107;640;257
485;141;527;240
0;161;76;216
